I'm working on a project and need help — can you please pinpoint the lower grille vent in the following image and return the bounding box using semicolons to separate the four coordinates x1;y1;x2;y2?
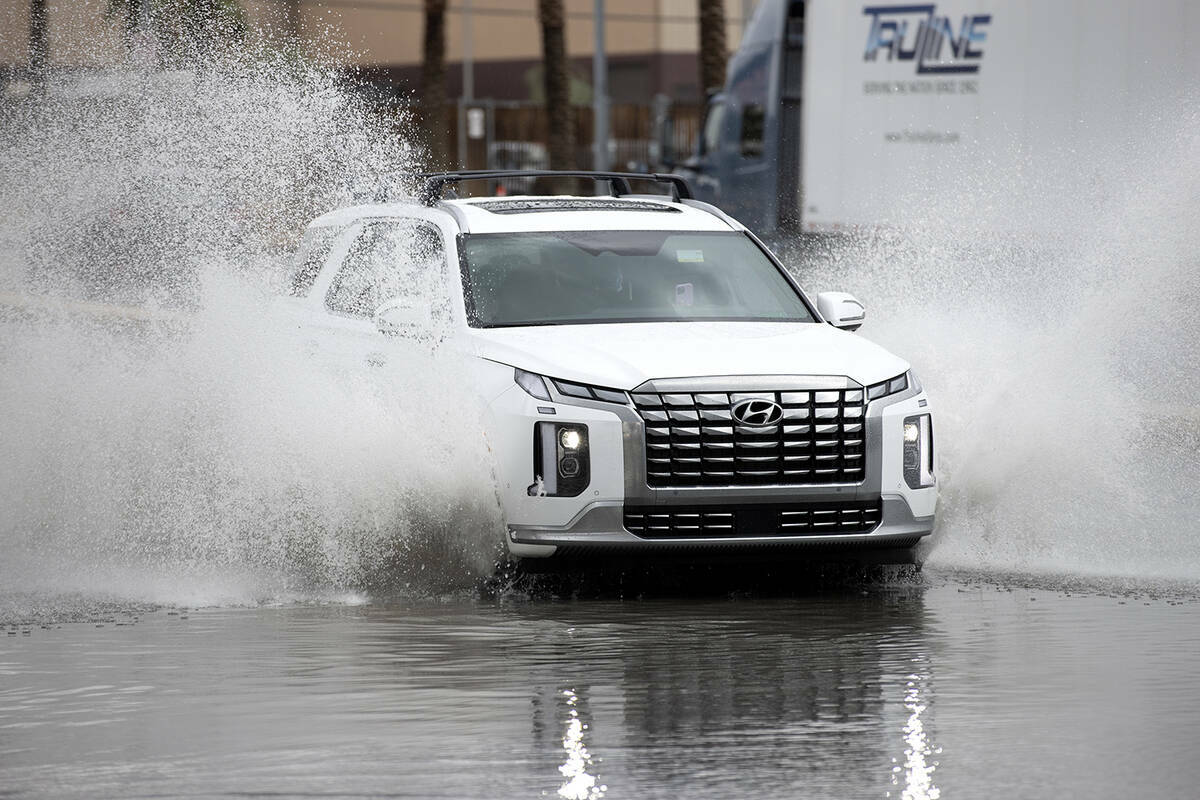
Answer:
623;500;882;539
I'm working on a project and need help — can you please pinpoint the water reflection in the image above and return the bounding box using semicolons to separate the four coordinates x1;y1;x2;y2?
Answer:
62;584;1200;798
506;591;938;797
890;661;941;800
557;687;606;800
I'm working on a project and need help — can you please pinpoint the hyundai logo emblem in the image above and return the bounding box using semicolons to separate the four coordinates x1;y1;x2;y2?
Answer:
731;398;783;426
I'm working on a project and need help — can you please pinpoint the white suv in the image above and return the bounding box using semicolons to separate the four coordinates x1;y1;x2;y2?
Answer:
286;171;937;564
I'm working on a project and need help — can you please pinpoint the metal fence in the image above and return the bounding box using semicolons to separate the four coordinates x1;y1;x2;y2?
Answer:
451;99;701;179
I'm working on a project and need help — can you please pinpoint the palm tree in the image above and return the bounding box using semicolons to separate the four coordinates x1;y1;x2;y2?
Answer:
105;0;246;62
698;0;726;95
538;0;574;188
421;0;449;168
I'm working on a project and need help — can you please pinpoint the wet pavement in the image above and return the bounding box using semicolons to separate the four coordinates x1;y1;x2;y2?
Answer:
2;572;1199;799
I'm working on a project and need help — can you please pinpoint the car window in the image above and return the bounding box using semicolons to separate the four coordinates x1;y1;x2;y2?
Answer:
740;104;765;158
325;219;446;320
289;225;344;297
701;101;726;156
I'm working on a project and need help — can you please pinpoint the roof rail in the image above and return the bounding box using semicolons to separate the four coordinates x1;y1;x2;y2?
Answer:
411;170;694;206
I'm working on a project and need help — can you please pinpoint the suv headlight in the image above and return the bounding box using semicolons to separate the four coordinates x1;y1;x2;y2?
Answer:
903;413;935;489
512;368;629;405
514;367;552;401
866;369;919;401
529;422;590;497
550;378;629;405
513;369;627;498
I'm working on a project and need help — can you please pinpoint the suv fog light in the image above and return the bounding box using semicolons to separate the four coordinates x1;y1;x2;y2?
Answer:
903;414;934;489
529;422;590;497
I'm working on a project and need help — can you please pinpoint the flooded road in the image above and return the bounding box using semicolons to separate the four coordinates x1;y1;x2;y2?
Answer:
3;573;1199;799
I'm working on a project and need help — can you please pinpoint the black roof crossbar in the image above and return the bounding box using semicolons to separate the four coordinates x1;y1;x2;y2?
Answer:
412;170;694;206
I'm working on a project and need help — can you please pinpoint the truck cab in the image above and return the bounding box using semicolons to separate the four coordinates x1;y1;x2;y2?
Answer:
677;0;802;235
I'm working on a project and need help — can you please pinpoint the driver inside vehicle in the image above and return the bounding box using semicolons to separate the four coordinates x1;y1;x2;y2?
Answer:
463;230;806;327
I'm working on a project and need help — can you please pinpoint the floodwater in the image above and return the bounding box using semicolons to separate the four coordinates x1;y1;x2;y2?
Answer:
3;573;1199;799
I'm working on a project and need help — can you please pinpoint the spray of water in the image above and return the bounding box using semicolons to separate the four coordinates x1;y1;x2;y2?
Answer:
3;24;1197;606
0;42;505;607
796;105;1200;581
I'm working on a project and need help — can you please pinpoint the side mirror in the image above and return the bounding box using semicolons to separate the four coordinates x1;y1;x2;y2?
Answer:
374;298;430;338
816;291;866;331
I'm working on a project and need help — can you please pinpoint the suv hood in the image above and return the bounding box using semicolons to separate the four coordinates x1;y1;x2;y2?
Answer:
465;321;909;390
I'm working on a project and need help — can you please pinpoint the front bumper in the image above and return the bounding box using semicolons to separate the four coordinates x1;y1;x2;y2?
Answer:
485;368;937;559
507;494;933;558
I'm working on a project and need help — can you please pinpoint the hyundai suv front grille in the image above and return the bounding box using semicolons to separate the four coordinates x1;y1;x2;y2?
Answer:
631;388;866;487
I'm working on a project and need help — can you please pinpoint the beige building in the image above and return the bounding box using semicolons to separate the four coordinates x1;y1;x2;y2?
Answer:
1;0;754;102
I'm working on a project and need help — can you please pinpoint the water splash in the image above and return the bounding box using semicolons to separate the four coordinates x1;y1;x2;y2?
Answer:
0;45;504;607
794;105;1200;580
4;29;1197;604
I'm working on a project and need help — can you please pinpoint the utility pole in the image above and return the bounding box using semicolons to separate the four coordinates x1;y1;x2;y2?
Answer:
591;0;609;172
29;0;48;90
462;0;474;101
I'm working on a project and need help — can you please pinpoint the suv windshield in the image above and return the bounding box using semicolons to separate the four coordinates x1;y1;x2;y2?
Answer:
461;230;815;327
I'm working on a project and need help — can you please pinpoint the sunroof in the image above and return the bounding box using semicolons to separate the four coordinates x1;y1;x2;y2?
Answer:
473;198;681;214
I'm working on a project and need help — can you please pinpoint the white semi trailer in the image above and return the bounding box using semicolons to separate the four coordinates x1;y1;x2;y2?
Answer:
674;0;1200;235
